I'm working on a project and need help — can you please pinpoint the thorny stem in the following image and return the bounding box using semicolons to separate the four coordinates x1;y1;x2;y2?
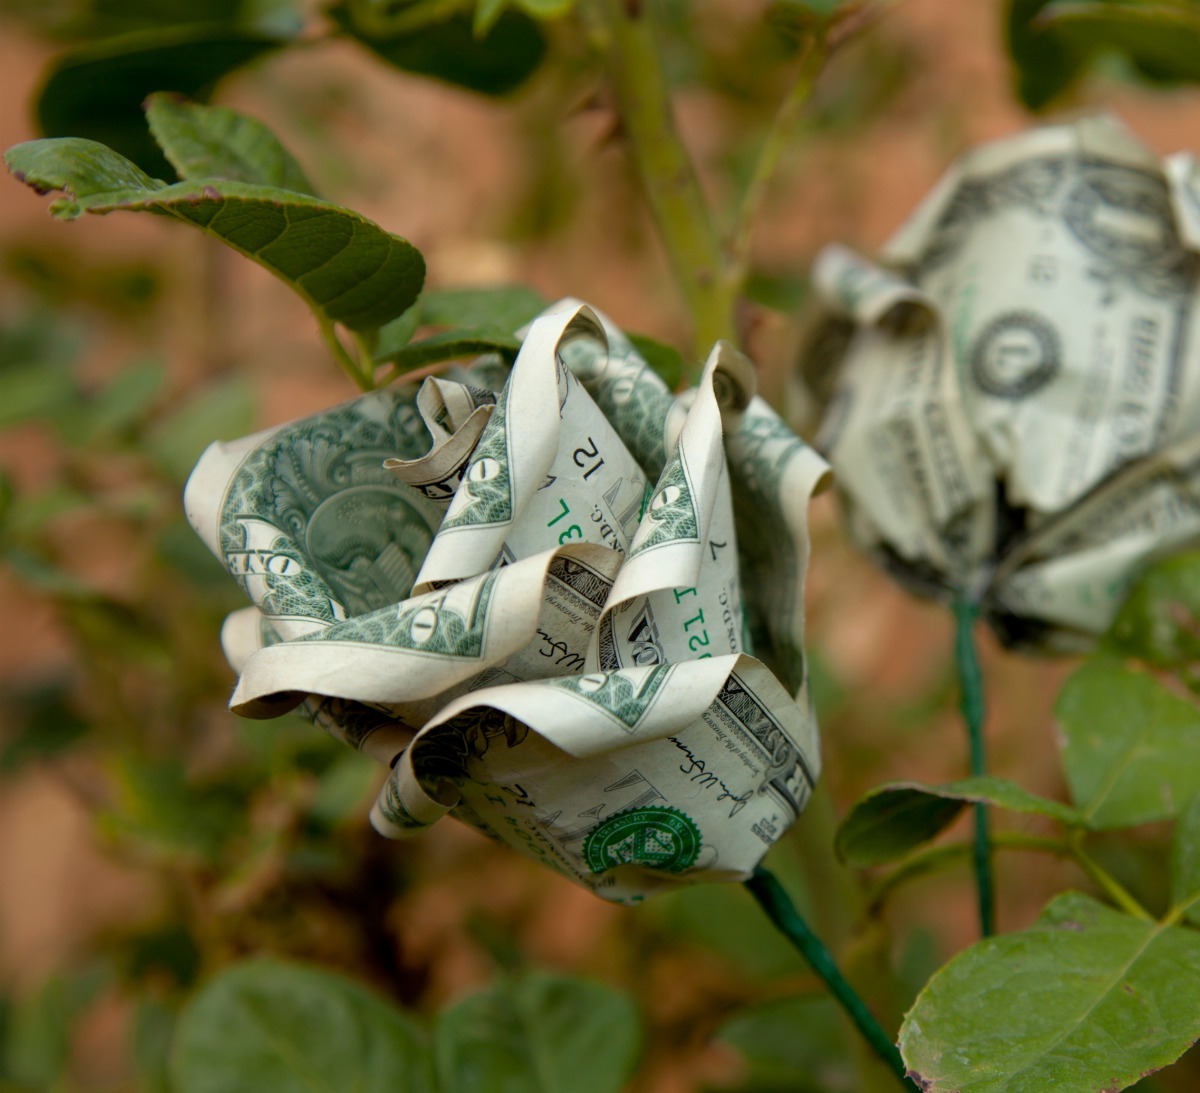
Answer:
954;597;995;937
587;0;736;369
745;868;917;1090
726;31;826;293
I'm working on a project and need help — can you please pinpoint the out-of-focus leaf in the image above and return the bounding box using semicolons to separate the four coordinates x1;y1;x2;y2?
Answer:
0;683;90;774
1005;0;1090;110
1107;552;1200;690
146;377;256;482
144;92;314;193
1041;0;1200;83
836;777;1082;866
329;2;546;96
171;959;433;1093
131;997;175;1093
2;966;109;1090
307;751;377;829
717;994;853;1092
107;757;246;859
377;327;520;370
1057;659;1200;829
35;26;289;176
900;891;1200;1092
626;332;685;391
81;359;165;440
1171;794;1200;927
417;284;547;333
435;972;641;1093
5;139;425;334
0;363;77;428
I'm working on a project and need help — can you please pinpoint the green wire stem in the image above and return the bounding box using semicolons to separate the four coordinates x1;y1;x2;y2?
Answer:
745;867;916;1089
953;597;994;937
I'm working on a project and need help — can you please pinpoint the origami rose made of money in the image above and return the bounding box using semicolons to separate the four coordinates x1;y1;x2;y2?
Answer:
185;301;828;903
804;116;1200;651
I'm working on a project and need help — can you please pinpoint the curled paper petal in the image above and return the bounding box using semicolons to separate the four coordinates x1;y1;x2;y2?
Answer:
186;300;829;901
806;116;1200;649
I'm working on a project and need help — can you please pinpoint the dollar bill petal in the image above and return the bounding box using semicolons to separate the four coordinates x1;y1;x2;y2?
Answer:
230;542;621;720
413;304;648;591
370;653;820;904
185;387;443;637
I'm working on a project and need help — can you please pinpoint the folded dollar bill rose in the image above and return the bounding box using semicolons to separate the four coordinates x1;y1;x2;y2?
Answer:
185;301;828;902
804;116;1200;650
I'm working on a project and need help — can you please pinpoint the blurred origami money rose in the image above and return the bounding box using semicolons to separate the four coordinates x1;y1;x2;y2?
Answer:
186;302;828;903
804;116;1200;651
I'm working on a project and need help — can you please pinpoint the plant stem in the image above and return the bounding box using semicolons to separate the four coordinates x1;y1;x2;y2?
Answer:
745;867;917;1090
726;31;825;294
867;833;1067;914
587;0;736;367
1069;833;1155;923
953;597;994;936
319;315;375;391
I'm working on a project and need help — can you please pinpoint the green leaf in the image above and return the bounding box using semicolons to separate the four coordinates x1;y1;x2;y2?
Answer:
3;966;109;1089
417;284;547;332
1171;794;1200;927
82;359;165;439
377;327;521;370
144;93;315;193
171;959;433;1093
1004;0;1090;110
6;138;425;334
147;377;255;482
329;3;547;96
435;973;641;1093
900;891;1200;1092
0;683;89;774
1057;660;1200;829
1107;552;1200;690
36;26;289;177
835;777;1082;866
1041;1;1200;84
474;0;509;36
717;994;853;1091
626;332;685;391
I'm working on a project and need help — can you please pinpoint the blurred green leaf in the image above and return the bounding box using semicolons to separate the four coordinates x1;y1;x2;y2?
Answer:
36;26;289;176
626;332;684;391
0;683;90;774
2;966;109;1090
900;891;1200;1092
145;92;315;193
171;959;433;1093
131;997;176;1093
329;2;547;96
417;284;547;332
307;751;377;829
1041;0;1200;83
147;377;256;482
836;777;1082;866
5;137;426;334
716;994;852;1093
1171;795;1200;927
377;327;520;370
0;363;77;428
435;972;641;1093
1107;552;1200;690
1004;0;1090;110
108;757;246;859
81;359;165;439
1057;659;1200;829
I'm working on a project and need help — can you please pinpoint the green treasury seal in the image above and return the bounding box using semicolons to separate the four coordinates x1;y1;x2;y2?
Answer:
583;806;701;874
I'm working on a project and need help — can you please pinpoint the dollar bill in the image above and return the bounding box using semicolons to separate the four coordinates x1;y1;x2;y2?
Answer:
188;303;828;899
807;116;1200;645
413;303;649;592
372;653;819;904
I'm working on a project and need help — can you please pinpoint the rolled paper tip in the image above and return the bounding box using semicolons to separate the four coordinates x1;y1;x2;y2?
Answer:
371;753;458;839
